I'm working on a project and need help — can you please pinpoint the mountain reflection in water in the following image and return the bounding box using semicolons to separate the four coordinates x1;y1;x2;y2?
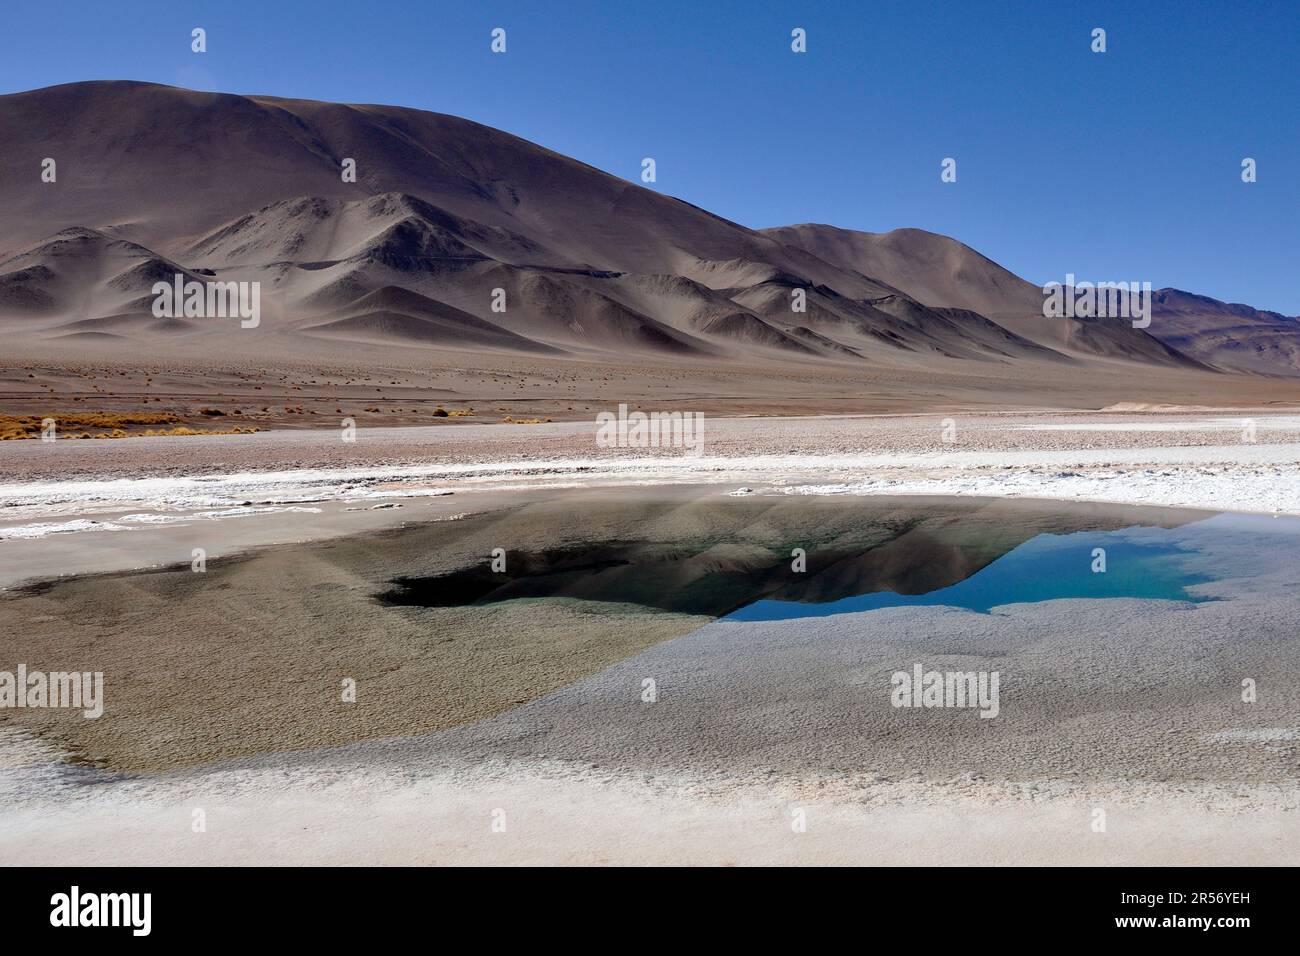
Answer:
376;497;1211;619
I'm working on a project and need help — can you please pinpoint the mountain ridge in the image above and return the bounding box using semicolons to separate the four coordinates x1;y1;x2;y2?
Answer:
0;80;1294;378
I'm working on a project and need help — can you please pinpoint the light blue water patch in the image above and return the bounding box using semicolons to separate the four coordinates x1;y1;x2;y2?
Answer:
725;529;1213;621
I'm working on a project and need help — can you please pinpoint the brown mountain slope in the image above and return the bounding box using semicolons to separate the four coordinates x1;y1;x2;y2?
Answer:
1;80;1290;386
0;228;209;332
761;224;1045;318
1145;289;1300;374
0;81;875;287
761;224;1212;370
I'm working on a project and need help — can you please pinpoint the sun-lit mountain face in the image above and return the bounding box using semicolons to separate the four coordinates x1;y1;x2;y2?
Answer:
3;81;1292;378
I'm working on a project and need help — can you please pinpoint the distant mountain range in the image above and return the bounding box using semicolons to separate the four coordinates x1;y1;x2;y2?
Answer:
1;80;1296;377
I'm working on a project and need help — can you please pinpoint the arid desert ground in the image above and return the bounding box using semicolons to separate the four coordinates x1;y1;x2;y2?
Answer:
2;406;1298;865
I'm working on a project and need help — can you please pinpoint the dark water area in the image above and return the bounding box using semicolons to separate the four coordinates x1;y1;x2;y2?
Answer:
376;497;1214;619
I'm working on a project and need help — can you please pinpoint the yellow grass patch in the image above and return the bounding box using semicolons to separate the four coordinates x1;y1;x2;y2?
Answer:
0;413;259;440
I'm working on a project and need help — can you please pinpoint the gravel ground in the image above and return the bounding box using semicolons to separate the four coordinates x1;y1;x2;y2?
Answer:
3;409;1299;482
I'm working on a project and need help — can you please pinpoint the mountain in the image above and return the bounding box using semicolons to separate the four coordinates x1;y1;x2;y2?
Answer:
763;224;1205;369
0;80;1293;381
760;225;1046;320
764;224;1300;375
1144;289;1300;375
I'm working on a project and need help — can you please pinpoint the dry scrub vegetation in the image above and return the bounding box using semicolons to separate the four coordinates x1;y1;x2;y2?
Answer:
0;413;261;440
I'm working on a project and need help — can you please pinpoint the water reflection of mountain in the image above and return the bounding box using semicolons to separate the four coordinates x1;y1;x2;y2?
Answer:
377;497;1199;617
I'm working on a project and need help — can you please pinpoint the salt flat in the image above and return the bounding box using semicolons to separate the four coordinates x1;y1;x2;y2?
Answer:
1;410;1297;588
1;412;1298;865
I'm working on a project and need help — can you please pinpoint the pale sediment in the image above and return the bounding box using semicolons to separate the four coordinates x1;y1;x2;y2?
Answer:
1;415;1297;864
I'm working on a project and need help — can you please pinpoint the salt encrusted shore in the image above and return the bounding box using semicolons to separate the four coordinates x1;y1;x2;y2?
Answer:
1;411;1298;865
0;503;1297;865
3;748;1297;865
0;411;1297;587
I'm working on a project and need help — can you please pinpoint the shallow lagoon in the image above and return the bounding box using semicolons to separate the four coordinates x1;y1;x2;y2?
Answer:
379;499;1216;619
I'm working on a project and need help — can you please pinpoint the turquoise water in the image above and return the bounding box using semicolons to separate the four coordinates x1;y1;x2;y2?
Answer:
379;502;1222;620
725;531;1211;621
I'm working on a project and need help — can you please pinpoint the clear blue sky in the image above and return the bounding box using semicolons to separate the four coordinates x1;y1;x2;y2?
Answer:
3;0;1297;312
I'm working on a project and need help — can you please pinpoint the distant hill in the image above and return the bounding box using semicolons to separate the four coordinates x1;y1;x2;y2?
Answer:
0;80;1294;379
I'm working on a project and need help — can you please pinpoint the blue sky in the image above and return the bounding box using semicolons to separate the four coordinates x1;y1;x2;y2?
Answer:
3;0;1297;312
